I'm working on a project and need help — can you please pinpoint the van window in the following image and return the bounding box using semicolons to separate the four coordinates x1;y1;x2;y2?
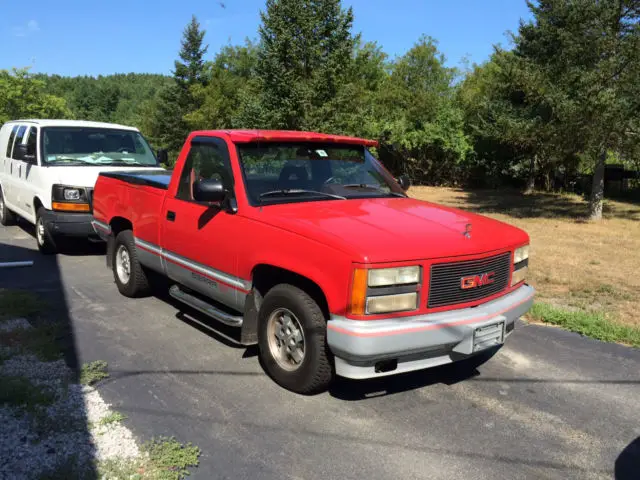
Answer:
6;125;19;158
26;127;37;157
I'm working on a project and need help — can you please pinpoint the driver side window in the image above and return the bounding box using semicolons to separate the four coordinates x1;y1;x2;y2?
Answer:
176;138;234;202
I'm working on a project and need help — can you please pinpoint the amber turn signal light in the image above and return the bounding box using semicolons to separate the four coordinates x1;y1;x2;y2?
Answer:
52;202;90;212
349;268;367;316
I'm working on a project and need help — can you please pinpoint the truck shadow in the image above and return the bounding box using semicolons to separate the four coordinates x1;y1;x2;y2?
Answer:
329;348;497;400
0;234;98;478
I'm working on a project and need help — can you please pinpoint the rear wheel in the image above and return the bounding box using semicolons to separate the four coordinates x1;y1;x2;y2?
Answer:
258;284;333;394
0;188;16;226
112;230;151;297
36;207;58;254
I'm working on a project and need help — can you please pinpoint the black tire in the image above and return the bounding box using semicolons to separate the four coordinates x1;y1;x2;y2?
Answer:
36;207;58;254
258;284;333;394
111;230;151;298
0;187;16;226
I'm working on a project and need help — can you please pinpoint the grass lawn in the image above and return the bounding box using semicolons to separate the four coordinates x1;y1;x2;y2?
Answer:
408;186;640;345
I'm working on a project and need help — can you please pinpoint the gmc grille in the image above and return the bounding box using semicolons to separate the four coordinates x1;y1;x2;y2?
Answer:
428;252;511;308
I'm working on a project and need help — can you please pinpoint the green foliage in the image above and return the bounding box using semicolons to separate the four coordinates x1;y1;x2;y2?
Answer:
142;436;201;480
0;375;56;411
0;289;47;320
252;0;358;130
0;68;71;124
3;0;638;197
98;411;127;426
530;303;640;347
80;360;109;385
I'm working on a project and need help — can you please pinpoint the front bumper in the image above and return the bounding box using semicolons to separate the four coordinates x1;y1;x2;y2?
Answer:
40;210;100;239
327;284;535;379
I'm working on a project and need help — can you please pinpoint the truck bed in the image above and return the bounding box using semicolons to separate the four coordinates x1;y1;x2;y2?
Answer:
99;169;173;190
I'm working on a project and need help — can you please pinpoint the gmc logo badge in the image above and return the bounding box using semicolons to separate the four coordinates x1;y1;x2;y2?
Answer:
460;272;495;290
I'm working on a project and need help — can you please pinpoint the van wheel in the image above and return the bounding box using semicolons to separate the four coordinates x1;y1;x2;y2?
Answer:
258;284;333;394
36;207;58;254
112;230;151;298
0;188;16;226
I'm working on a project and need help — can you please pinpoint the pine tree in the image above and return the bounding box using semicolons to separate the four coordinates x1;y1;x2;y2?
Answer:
173;15;209;91
254;0;357;130
147;15;209;162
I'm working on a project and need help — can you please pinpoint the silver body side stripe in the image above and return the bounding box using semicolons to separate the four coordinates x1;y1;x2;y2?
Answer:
133;236;252;292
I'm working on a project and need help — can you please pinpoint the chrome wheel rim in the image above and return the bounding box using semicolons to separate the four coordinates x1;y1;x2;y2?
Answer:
267;308;306;371
115;245;131;285
36;218;45;245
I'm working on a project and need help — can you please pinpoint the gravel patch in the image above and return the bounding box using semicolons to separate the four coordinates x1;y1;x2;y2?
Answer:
0;318;31;332
0;318;142;479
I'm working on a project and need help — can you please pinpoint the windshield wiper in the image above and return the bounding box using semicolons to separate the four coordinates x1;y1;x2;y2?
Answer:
342;184;406;197
259;189;346;201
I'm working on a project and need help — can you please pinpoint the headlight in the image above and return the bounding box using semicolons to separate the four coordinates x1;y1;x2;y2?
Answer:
350;266;421;315
368;266;420;287
511;244;529;286
367;293;417;314
52;184;90;212
514;245;529;264
63;188;81;201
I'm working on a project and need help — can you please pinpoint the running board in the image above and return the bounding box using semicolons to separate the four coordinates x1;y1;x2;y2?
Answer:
169;285;243;327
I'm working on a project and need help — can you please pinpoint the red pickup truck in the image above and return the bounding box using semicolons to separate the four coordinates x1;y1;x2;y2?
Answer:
91;129;534;394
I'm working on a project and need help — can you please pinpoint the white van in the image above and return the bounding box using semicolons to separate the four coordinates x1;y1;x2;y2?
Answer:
0;119;167;254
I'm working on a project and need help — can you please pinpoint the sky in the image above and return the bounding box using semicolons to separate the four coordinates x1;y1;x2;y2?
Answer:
0;0;533;77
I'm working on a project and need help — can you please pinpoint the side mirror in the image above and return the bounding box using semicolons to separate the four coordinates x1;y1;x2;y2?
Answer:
397;174;411;191
193;179;226;203
157;149;168;165
14;144;36;164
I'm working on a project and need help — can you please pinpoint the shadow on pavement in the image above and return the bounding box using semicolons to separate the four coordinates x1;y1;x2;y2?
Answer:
0;236;98;478
17;219;106;257
615;437;640;480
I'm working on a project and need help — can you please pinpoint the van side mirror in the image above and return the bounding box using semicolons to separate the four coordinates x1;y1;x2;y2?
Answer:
193;179;226;203
14;144;36;164
157;149;168;165
397;174;411;191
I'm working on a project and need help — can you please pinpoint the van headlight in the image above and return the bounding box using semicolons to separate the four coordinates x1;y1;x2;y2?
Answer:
350;266;421;315
511;244;529;286
52;184;90;212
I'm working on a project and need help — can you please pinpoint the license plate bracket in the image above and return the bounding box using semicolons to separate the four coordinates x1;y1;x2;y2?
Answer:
473;319;505;352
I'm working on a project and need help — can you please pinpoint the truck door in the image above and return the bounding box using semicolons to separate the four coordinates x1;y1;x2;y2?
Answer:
160;135;249;312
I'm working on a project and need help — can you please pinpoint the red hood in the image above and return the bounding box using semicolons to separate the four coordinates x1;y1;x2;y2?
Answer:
251;197;529;263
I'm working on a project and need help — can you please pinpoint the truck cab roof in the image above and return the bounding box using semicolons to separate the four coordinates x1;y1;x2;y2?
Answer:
189;129;378;147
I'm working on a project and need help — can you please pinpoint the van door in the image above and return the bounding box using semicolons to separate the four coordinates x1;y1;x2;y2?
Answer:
17;126;40;221
10;125;29;217
2;125;20;208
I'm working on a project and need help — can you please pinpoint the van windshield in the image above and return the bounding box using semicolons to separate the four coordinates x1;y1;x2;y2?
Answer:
42;127;158;167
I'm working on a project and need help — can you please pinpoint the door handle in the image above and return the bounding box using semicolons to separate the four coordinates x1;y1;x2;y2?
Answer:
166;211;176;221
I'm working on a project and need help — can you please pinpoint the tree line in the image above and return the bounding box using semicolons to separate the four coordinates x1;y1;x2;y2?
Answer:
1;0;638;220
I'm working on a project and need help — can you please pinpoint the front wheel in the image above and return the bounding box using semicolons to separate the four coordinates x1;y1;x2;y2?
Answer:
258;284;333;394
36;207;58;254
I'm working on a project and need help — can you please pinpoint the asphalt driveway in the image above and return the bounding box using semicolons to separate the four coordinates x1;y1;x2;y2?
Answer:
1;223;639;480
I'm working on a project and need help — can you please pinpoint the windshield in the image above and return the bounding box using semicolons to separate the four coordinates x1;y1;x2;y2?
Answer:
41;127;158;167
237;142;406;205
